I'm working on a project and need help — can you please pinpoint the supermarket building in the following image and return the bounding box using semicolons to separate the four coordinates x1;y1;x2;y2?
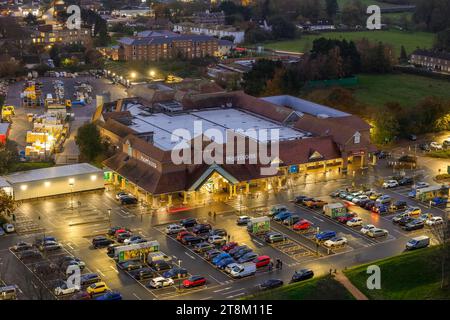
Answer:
94;91;375;207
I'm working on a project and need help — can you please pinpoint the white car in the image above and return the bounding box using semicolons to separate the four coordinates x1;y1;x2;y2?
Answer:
367;228;389;238
148;277;174;289
2;223;14;233
352;195;369;204
208;235;226;245
430;142;443;150
360;224;376;235
165;224;186;235
54;283;80;296
413;182;430;189
347;217;363;227
383;180;399;188
324;237;348;248
426;216;444;226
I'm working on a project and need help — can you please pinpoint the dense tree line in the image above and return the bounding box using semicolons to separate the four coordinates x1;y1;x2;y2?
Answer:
413;0;450;33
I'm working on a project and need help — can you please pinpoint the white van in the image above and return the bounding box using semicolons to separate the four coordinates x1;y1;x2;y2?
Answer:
229;262;256;278
147;252;172;264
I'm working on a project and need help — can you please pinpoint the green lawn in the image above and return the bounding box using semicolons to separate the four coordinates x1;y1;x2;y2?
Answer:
345;247;450;299
244;275;354;300
351;73;450;108
264;30;433;57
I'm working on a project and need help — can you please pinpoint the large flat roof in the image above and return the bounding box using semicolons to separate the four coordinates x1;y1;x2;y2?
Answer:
124;102;307;151
4;163;103;185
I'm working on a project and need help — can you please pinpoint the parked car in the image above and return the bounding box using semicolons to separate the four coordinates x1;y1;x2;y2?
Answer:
413;182;429;189
352;195;369;204
232;247;253;260
116;232;132;243
336;213;357;224
70;291;91;300
290;269;314;283
176;231;194;242
12;242;33;252
209;229;227;237
360;224;376;235
373;204;389;214
217;257;236;270
120;195;138;205
87;282;109;295
115;191;129;200
193;224;212;235
107;226;129;236
212;253;232;265
293;219;312;231
264;232;286;243
180;218;197;228
304;199;328;208
259;279;283;290
204;249;222;261
54;283;80;296
273;211;292;222
405;236;430;250
367;192;382;200
148;277;174;289
367;228;389;238
2;223;14;233
181;235;203;246
270;205;288;215
253;255;271;268
419;143;431;152
398;216;415;226
376;195;392;204
405;207;422;216
80;273;101;286
0;227;4;236
383;180;399;188
417;213;433;223
163;267;188;279
183;275;206;288
208;235;226;246
430;141;443;150
117;260;145;271
236;216;251;225
426;216;444;226
39;241;61;252
399;177;414;186
282;215;301;226
123;235;143;244
431;197;448;206
129;268;156;280
315;230;336;241
193;242;215;253
149;260;172;271
165;224;186;235
229;262;256;278
403;219;425;231
363;200;376;210
390;200;408;211
221;242;238;252
95;291;122;301
347;217;363;227
237;252;258;264
324;236;348;248
330;190;345;198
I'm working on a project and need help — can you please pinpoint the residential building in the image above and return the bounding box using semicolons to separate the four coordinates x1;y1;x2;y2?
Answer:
31;24;92;46
173;23;245;44
192;11;225;25
410;49;450;73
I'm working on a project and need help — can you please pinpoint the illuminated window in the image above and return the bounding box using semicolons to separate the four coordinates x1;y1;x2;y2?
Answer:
20;185;28;191
68;178;75;185
44;181;51;187
90;175;97;181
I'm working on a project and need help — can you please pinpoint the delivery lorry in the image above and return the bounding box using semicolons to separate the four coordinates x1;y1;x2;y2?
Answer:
323;203;347;219
246;216;270;235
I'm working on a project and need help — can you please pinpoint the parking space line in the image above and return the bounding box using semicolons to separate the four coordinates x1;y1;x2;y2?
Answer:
96;269;106;277
208;274;222;284
213;286;232;293
132;293;142;300
226;292;246;299
109;266;119;273
185;252;196;260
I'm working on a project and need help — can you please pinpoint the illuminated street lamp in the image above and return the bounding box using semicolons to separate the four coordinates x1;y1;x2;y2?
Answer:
108;208;112;227
130;72;137;79
69;179;74;210
178;259;182;292
149;70;156;78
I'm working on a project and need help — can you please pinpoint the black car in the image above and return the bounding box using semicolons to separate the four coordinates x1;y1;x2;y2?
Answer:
180;218;197;228
129;268;156;280
408;134;417;141
18;249;42;260
193;224;212;235
398;216;415;226
390;200;408;211
398;177;414;186
92;236;114;248
357;199;371;207
149;260;172;271
403;220;425;231
229;245;248;256
209;229;227;237
80;273;101;286
294;195;309;204
232;247;252;259
419;143;430;152
204;249;222;261
117;260;145;271
120;196;138;205
259;279;284;290
163;267;188;279
107;244;122;257
107;226;129;236
291;269;314;283
181;235;203;245
363;200;376;210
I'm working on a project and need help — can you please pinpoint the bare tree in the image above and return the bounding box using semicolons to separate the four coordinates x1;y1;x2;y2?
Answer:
430;213;450;289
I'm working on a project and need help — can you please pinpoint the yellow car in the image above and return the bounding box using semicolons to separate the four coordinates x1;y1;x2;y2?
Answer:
369;192;382;200
86;282;109;295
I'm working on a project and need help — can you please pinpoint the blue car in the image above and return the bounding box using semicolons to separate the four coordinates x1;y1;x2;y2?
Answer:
408;189;416;198
431;197;448;206
212;253;231;265
95;291;122;301
216;257;235;269
374;204;389;214
0;227;4;236
315;230;336;241
273;211;292;222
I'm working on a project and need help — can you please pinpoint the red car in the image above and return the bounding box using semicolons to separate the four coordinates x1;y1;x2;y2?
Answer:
221;242;238;252
293;219;312;231
183;275;207;288
336;212;357;224
176;231;194;242
253;255;271;268
114;229;127;237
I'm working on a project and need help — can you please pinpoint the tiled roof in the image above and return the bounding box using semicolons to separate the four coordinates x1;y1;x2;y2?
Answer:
412;49;450;61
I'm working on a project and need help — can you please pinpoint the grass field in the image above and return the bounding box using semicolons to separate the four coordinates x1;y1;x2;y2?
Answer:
351;73;450;108
344;247;450;299
244;275;354;300
265;30;434;57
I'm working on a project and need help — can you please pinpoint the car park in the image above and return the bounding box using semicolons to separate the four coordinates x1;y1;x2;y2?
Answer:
347;217;363;227
290;269;314;283
236;216;251;225
149;260;172;271
180;218;198;228
148;277;174;289
92;236;114;248
183;275;206;288
87;282;109;295
402;219;425;231
264;232;286;243
165;224;186;235
383;180;399;188
95;291;122;301
426;216;444;226
360;224;376;235
253;255;271;268
259;279;283;290
367;228;389;238
324;237;348;247
293;219;312;231
315;230;337;241
194;242;215;253
163;267;188;279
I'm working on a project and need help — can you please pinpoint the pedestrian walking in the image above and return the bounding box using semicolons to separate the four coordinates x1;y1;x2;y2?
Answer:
227;234;231;242
279;260;283;270
213;211;217;220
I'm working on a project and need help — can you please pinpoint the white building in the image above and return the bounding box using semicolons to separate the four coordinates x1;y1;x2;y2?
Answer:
173;23;245;44
2;163;104;201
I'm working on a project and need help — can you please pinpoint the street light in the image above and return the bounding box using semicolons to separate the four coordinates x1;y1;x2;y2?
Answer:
178;259;182;293
69;181;74;210
149;70;156;78
108;208;111;227
130;72;136;79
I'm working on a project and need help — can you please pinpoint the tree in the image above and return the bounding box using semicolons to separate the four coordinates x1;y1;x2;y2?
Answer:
435;28;450;51
0;140;18;175
325;0;339;18
341;0;365;27
269;15;297;40
399;45;408;64
242;59;282;96
75;123;107;162
430;215;450;289
0;189;16;218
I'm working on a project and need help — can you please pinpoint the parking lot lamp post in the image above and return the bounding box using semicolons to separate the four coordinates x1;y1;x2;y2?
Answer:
108;209;111;227
69;182;74;210
178;259;182;292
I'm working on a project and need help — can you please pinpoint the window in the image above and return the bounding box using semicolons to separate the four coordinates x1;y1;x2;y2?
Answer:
354;132;361;144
